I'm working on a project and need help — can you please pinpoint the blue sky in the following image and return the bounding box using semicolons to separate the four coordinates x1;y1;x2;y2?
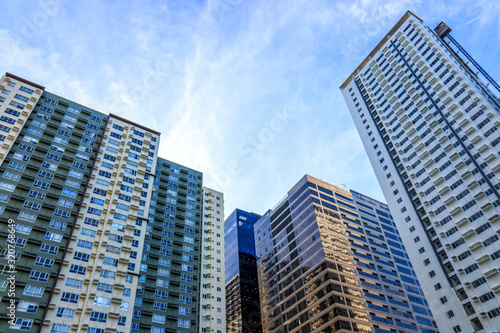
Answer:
1;0;499;216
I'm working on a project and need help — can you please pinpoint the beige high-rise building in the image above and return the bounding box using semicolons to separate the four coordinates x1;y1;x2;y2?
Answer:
43;114;160;331
0;73;44;166
199;187;226;333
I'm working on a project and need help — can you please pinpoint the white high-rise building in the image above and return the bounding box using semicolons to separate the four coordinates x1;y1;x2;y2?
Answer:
342;10;500;333
199;187;226;333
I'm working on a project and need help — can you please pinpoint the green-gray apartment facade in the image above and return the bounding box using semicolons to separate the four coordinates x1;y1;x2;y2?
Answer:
0;73;216;333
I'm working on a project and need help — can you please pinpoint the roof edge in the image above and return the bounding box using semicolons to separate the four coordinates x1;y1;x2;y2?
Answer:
340;10;423;90
109;113;161;136
6;72;45;91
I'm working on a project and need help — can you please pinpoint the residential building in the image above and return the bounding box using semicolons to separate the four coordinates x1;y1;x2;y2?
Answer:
129;157;203;333
0;73;45;166
255;174;437;333
341;10;500;332
225;209;262;333
43;113;161;332
0;72;207;333
199;187;226;333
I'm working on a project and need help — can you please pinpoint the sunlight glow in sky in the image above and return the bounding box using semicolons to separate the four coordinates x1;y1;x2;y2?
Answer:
1;0;499;215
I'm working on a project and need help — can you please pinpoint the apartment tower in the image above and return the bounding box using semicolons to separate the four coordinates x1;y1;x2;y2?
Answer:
199;187;226;333
341;11;500;332
0;73;211;333
255;175;436;333
129;157;203;333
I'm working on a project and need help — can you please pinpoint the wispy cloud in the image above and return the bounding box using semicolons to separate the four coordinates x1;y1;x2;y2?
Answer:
0;0;498;215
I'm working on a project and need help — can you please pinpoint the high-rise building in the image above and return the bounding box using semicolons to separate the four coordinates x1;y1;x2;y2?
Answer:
43;113;162;333
129;157;203;333
199;187;226;333
341;11;500;332
224;209;262;333
254;175;436;333
0;72;212;333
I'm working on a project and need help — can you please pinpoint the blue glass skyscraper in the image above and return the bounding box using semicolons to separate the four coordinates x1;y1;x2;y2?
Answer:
225;209;262;333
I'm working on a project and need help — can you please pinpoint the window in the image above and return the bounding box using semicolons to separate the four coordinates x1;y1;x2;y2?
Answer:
180;284;192;293
120;301;129;311
45;231;63;242
113;124;124;131
14;224;32;235
54;208;71;219
8;161;26;171
118;316;126;326
65;278;83;289
488;307;500;319
9;100;25;109
69;264;87;275
40;243;58;255
446;310;454;318
97;282;113;293
182;264;193;272
484;235;499;247
9;317;33;331
68;170;82;179
106;245;120;254
56;307;75;319
179;307;191;316
23;285;44;297
103;256;118;267
77;240;93;249
479;291;495;303
178;318;190;328
440;296;447;304
90;311;107;323
93;296;111;308
35;256;54;268
100;269;116;280
179;295;192;304
153;301;167;311
152;313;165;324
17;301;38;313
84;217;99;227
29;270;49;282
87;207;102;216
0;124;11;133
83;223;101;238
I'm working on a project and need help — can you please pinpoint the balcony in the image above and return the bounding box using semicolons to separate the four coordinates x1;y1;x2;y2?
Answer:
468;241;483;251
485;268;499;278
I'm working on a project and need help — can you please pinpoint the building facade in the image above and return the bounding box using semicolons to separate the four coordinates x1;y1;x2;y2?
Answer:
225;209;262;333
43;113;161;333
341;11;500;333
199;187;226;333
0;73;211;333
255;175;437;333
130;157;203;333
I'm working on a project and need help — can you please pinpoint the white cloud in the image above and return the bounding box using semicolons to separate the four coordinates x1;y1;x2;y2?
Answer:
1;0;498;216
